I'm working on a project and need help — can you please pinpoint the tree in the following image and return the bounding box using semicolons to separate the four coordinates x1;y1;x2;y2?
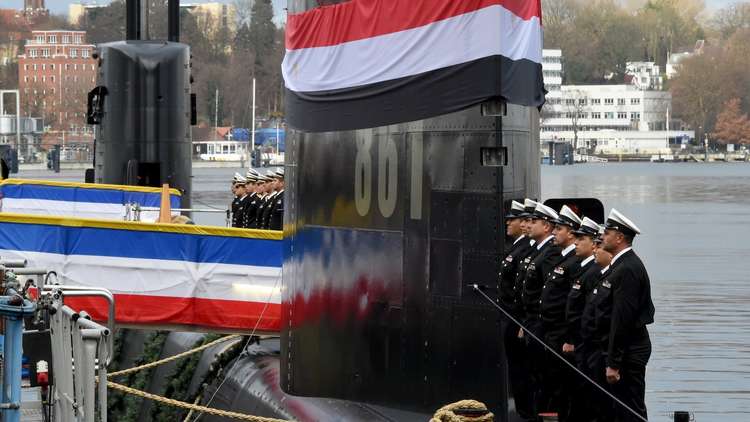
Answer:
249;0;275;63
564;90;588;152
711;2;750;40
713;99;750;145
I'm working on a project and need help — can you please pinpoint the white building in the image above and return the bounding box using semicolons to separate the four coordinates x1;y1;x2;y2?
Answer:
625;61;662;90
541;84;692;155
542;49;563;106
666;40;705;79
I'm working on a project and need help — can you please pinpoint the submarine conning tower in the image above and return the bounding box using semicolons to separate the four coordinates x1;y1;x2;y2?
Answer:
281;0;541;419
92;0;192;207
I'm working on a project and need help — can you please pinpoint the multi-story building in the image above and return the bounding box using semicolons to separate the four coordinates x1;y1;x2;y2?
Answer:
542;49;563;106
624;61;663;91
18;30;97;131
541;84;692;156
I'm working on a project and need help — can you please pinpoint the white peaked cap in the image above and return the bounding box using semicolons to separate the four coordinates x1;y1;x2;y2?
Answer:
524;198;538;209
606;208;642;235
533;202;559;221
510;200;525;212
558;205;582;226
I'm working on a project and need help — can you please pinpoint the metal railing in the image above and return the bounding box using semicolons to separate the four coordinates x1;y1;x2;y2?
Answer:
42;286;114;422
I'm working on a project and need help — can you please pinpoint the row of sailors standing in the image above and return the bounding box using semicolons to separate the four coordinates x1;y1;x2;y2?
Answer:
500;199;655;422
230;168;284;230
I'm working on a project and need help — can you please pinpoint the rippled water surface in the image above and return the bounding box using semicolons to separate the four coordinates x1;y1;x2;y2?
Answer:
19;162;750;420
542;162;750;421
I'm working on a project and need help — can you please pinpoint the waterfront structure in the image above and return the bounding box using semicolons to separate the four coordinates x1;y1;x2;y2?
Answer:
17;30;97;131
540;84;692;156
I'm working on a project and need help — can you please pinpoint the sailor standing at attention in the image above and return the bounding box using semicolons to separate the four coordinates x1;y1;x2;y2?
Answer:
260;169;281;229
600;209;655;422
241;172;259;228
268;168;285;230
539;205;583;419
581;226;616;421
562;216;602;422
230;172;243;222
498;200;536;420
521;203;562;416
231;175;249;228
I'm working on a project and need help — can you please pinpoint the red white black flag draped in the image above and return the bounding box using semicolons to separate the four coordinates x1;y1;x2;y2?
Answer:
283;0;545;132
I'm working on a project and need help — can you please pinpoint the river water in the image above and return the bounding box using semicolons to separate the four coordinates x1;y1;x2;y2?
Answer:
16;162;750;420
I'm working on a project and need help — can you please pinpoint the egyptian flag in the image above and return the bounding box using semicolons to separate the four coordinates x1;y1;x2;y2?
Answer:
283;0;545;132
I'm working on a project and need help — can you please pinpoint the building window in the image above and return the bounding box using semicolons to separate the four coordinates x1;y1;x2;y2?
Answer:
630;112;641;120
578;98;587;105
24;64;29;70
566;99;576;105
65;64;69;70
50;76;55;82
42;76;46;82
604;98;614;105
29;49;38;58
617;98;626;105
605;112;614;119
33;76;37;83
592;112;601;119
62;35;71;44
24;76;28;83
33;63;37;70
70;49;78;58
42;48;50;57
50;64;54;70
617;112;627;119
630;98;640;105
74;64;78;70
82;49;90;58
35;35;44;43
592;98;601;105
42;64;46;70
49;35;57;43
74;35;83;44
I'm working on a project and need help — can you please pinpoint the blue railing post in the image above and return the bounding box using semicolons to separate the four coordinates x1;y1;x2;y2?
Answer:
0;291;36;422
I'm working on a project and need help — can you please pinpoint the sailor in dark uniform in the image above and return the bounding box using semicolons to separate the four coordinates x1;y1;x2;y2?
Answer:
498;200;536;420
512;198;539;338
231;175;249;228
242;173;260;228
268;168;284;230
230;172;243;223
251;175;269;229
562;216;602;422
600;209;654;422
539;205;583;418
259;169;280;229
521;203;562;416
581;225;615;421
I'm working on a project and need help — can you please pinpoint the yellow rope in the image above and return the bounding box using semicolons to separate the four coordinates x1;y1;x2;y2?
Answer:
108;334;241;378
107;380;290;422
429;400;494;422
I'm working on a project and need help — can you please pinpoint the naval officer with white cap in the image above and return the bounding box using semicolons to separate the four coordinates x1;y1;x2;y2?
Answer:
499;200;537;420
600;209;654;422
521;202;563;416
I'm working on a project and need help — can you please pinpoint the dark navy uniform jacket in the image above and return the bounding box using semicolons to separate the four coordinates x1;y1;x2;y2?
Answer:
564;256;600;347
521;236;562;330
499;235;534;318
541;245;583;345
606;249;655;369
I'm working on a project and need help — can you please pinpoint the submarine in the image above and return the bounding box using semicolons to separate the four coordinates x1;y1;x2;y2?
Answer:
87;0;542;421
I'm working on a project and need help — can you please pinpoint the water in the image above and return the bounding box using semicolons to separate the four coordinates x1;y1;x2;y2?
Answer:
542;162;750;421
14;162;750;420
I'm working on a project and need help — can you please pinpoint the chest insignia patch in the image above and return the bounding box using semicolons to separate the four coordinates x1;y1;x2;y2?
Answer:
554;266;565;275
505;255;513;263
602;280;611;289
